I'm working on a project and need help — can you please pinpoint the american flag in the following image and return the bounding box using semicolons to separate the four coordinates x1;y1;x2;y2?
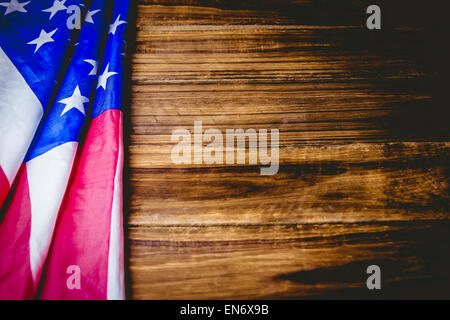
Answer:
0;0;130;299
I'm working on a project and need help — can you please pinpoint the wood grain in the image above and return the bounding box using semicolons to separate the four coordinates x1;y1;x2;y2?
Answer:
127;0;450;299
129;221;450;299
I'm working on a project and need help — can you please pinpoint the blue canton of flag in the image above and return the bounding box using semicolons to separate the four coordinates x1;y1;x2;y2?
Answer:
26;0;110;161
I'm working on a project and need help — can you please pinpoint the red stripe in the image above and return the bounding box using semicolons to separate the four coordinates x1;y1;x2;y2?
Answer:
0;165;10;210
41;109;122;300
0;164;34;300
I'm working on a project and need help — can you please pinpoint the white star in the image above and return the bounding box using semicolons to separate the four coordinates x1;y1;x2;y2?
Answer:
109;14;127;35
0;0;30;15
85;9;100;24
42;0;67;20
59;86;89;116
84;59;98;76
27;28;58;53
97;63;118;90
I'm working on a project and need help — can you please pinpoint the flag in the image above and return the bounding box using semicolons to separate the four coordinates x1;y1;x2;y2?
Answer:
0;0;130;300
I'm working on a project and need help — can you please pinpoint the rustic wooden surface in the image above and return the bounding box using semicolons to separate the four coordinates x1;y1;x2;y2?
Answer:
126;0;450;299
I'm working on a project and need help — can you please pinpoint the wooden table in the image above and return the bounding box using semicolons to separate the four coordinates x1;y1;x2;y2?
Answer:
127;0;450;299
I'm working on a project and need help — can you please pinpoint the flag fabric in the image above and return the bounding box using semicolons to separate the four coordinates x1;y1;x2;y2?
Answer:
0;0;130;300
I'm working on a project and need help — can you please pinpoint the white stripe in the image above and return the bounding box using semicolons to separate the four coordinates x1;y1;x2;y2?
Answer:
0;47;43;184
107;114;125;300
27;142;78;282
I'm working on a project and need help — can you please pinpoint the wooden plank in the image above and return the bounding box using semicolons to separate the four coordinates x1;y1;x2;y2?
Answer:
128;142;449;225
131;26;448;142
135;0;447;27
127;0;450;299
128;221;450;299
